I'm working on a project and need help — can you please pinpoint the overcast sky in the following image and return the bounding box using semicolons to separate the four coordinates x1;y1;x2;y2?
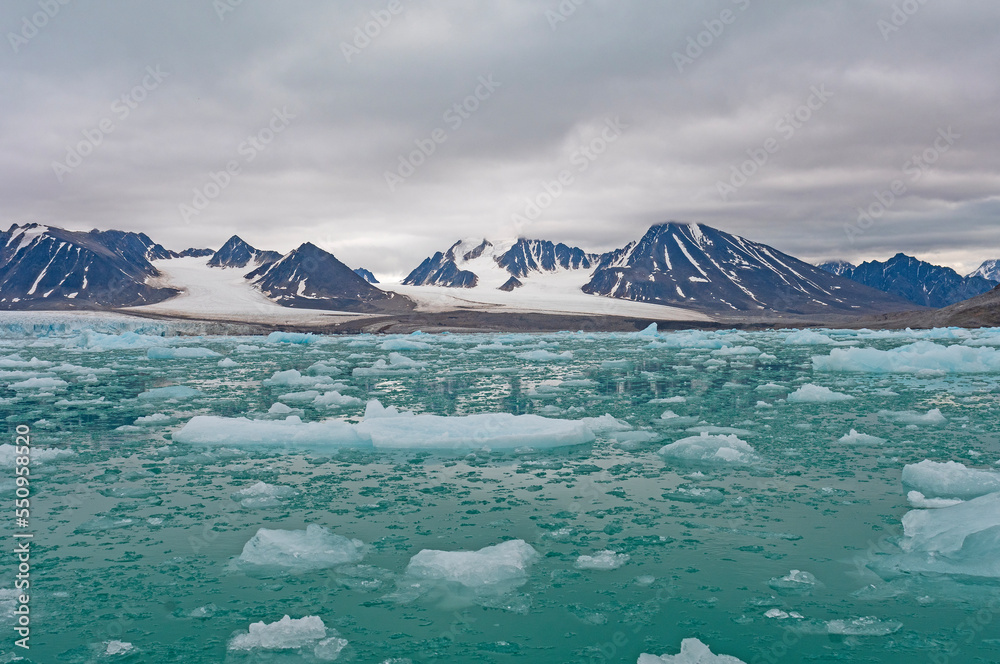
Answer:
3;0;998;278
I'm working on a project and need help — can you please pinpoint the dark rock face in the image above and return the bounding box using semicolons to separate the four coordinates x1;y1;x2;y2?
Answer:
0;224;178;309
353;268;379;284
582;222;916;314
836;253;997;308
402;241;480;288
495;239;597;278
246;242;412;312
176;247;215;258
208;235;281;268
498;276;523;291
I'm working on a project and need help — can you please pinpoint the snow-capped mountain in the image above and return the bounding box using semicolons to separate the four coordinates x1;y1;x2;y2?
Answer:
581;223;914;314
968;259;1000;283
832;253;997;308
817;260;855;277
246;242;411;312
353;268;379;284
0;223;178;309
403;238;598;288
207;235;281;269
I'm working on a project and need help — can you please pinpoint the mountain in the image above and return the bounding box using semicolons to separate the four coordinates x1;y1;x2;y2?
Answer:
836;253;996;308
581;223;915;314
817;260;855;277
175;247;214;258
863;283;1000;329
246;242;412;312
207;235;281;269
403;238;598;288
0;223;178;309
969;259;1000;283
353;268;379;284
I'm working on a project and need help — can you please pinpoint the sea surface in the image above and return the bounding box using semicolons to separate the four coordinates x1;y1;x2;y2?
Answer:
1;320;999;663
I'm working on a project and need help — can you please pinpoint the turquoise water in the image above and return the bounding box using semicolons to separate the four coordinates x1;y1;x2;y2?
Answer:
2;323;1000;663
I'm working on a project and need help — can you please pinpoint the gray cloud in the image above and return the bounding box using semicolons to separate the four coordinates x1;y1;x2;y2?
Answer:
2;0;998;277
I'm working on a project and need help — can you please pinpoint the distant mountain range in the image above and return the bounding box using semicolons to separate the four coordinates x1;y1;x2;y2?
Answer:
969;259;1000;283
818;254;998;308
405;224;914;314
1;221;993;319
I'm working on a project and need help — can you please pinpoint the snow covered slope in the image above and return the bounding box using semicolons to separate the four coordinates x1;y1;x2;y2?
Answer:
130;257;372;323
968;259;1000;283
583;223;915;314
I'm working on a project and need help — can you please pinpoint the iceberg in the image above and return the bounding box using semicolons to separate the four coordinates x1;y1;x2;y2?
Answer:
265;331;316;344
786;384;854;403
237;524;366;570
228;614;348;659
902;460;1000;500
405;539;538;591
146;347;220;359
638;638;747;663
813;341;1000;373
878;408;947;425
658;432;759;465
837;429;886;445
574;550;630;570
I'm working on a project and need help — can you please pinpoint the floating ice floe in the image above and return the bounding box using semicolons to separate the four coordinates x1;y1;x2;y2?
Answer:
217;357;237;367
263;369;339;390
825;616;902;636
658;432;759;465
786;384;853;403
175;399;597;451
0;444;73;465
783;329;836;345
237;525;366;570
813;341;1000;374
884;492;1000;578
638;638;747;663
515;349;574;361
146;347;220;359
137;385;201;400
405;539;538;592
228;614;348;660
266;331;315;344
837;429;886;446
230;481;298;508
352;353;427;376
574;550;630;570
902;460;1000;500
9;376;68;390
768;569;819;594
878;408;947;425
74;330;169;350
103;640;134;656
381;337;431;351
906;491;964;509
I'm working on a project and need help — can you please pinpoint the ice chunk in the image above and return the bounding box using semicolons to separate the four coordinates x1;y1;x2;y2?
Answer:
228;615;342;655
768;569;818;594
889;491;1000;578
137;385;200;400
352;353;427;376
174;415;367;448
574;550;630;570
515;349;574;361
906;491;964;509
638;638;747;663
825;616;902;636
878;408;947;425
263;369;337;389
902;460;1000;500
218;357;237;367
658;432;759;465
231;481;298;508
104;640;134;656
786;384;853;403
146;347;220;359
381;337;430;350
783;329;835;345
74;330;169;350
9;376;67;390
837;429;886;445
0;444;73;465
266;331;315;344
238;524;366;570
405;540;538;590
814;341;1000;374
313;391;362;408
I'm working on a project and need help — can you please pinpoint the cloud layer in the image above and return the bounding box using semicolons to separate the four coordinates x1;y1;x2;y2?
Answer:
3;0;998;277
